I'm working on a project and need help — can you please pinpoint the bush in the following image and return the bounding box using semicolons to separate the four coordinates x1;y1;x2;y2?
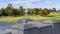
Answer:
43;8;50;16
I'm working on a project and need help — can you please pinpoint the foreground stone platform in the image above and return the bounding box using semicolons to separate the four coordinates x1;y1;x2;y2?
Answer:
0;18;60;34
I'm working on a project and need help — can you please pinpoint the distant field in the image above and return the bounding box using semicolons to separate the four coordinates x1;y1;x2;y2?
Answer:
0;12;60;22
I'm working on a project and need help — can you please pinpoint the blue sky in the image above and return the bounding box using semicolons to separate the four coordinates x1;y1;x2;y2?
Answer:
0;0;60;10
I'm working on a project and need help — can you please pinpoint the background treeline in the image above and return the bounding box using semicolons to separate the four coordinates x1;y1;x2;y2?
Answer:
0;3;58;16
0;3;25;16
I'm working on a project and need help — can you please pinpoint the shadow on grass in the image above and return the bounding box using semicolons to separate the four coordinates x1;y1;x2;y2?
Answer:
43;15;55;17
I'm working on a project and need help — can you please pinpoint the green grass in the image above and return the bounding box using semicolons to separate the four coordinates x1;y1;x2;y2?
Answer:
0;12;60;22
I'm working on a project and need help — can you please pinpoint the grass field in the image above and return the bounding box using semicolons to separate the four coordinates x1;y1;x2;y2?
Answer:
0;12;60;22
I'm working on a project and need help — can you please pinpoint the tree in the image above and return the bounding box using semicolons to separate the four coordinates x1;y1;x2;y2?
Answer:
19;6;25;16
38;8;43;16
1;8;8;16
33;8;39;15
0;9;2;16
43;8;50;16
49;9;52;12
59;9;60;12
27;8;33;15
52;8;56;12
5;3;13;16
12;9;20;16
23;9;25;15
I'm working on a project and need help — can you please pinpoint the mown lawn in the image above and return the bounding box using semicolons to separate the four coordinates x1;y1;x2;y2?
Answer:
0;12;60;22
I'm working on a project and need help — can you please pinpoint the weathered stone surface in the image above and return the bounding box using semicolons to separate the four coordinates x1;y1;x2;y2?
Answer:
17;18;33;23
42;20;60;34
0;21;16;34
10;21;52;34
0;19;60;34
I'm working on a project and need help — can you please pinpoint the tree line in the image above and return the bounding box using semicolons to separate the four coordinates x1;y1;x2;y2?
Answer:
0;3;57;16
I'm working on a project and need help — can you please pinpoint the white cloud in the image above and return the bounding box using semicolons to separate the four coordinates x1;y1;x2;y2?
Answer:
45;1;54;4
27;0;41;2
47;2;53;4
9;0;33;6
0;0;40;8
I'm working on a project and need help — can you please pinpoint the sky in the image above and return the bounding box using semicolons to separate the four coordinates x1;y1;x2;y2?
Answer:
0;0;60;10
